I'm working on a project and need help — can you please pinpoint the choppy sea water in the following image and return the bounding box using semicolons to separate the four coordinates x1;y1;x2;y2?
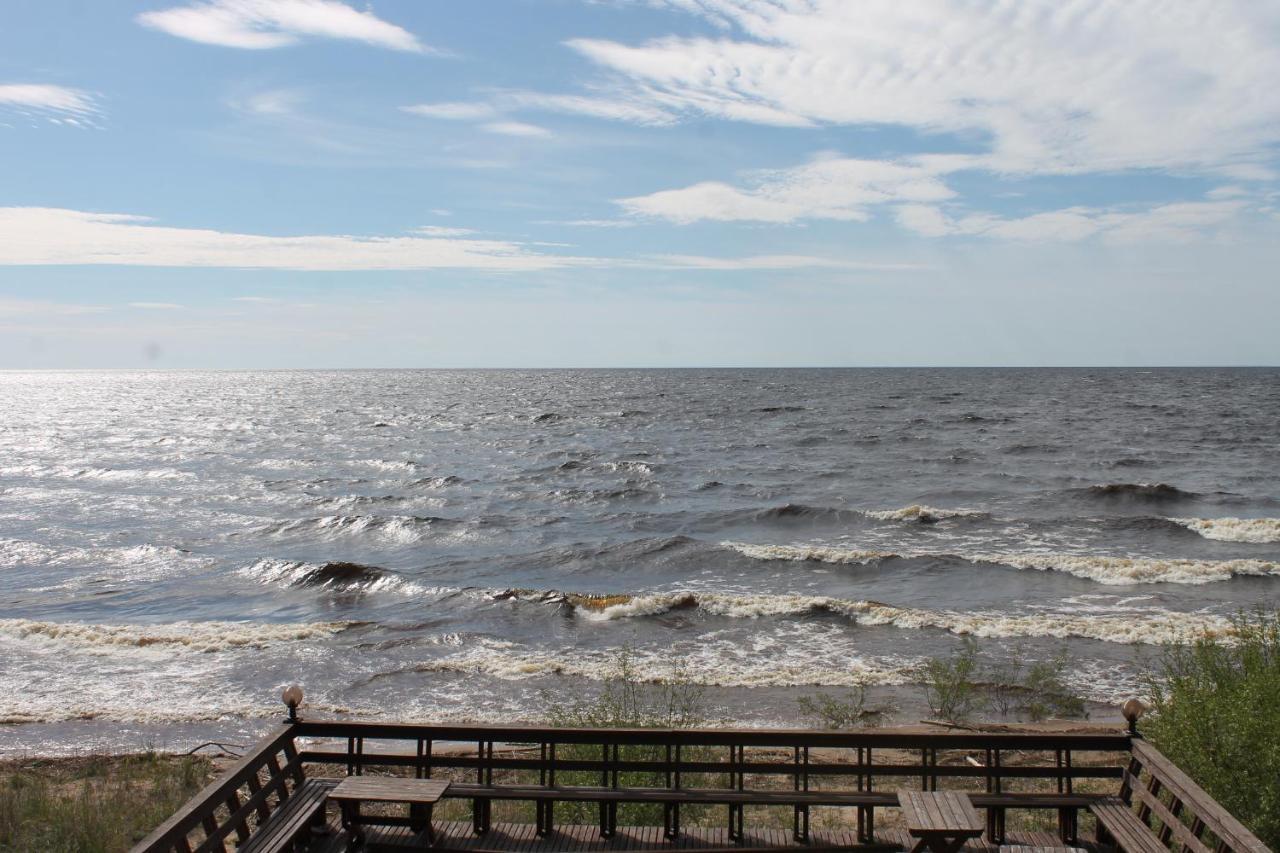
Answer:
1;368;1277;754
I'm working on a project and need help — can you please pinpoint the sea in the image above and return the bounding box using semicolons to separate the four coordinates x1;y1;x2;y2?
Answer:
1;368;1277;755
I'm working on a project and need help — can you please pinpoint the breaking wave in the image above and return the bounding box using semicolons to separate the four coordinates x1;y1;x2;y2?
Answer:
863;504;988;523
417;635;915;688
0;618;348;654
723;542;1280;585
1171;517;1280;544
490;589;1228;644
238;558;448;596
257;514;458;543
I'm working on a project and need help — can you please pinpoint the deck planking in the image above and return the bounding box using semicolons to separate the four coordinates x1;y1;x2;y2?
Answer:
308;816;1102;853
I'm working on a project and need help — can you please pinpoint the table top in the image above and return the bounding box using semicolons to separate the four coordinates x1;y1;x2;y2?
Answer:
329;776;451;805
897;791;984;836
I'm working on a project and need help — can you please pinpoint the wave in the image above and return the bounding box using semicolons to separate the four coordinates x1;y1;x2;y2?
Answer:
1077;483;1201;502
724;542;898;564
417;635;915;688
723;541;1280;585
863;504;987;523
0;618;348;654
0;464;193;483
1171;517;1280;544
257;514;458;543
238;558;448;596
496;589;1227;644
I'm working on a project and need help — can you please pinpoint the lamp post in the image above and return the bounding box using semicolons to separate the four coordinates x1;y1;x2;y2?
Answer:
1121;697;1146;736
282;684;304;723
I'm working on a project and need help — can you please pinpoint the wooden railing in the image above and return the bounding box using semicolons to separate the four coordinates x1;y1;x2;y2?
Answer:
294;721;1128;845
1114;739;1269;853
131;725;309;853
130;720;1272;852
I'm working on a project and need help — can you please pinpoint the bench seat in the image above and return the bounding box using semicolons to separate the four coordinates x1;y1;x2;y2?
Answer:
1089;797;1167;853
238;778;336;853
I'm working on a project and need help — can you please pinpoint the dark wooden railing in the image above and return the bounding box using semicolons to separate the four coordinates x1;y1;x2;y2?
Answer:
131;726;309;853
130;719;1272;853
1111;739;1269;853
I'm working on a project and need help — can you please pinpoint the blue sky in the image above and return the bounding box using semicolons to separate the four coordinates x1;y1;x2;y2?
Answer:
1;0;1278;367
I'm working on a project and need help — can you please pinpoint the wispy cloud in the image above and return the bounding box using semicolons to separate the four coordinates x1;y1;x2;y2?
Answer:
566;0;1280;177
653;254;929;271
401;101;497;120
138;0;428;52
0;84;98;122
482;120;552;138
128;302;184;309
619;155;955;224
896;199;1248;243
0;208;594;271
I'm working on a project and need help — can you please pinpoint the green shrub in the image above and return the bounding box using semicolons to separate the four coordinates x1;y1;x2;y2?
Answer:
921;637;983;722
920;640;1087;723
797;685;889;729
541;647;712;826
1142;609;1280;849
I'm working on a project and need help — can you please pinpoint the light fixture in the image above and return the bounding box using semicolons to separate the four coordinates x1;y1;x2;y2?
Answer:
1121;698;1146;735
282;684;304;723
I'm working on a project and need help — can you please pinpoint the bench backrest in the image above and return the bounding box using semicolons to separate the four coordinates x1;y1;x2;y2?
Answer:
130;726;307;853
1120;739;1269;853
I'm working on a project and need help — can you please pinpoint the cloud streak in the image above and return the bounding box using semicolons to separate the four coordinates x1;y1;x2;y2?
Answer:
0;84;97;121
138;0;427;52
0;208;593;271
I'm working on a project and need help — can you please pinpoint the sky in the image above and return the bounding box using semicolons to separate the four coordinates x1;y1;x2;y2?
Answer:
1;0;1278;368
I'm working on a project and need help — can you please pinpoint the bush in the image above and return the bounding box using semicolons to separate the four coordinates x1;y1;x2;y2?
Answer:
541;648;712;826
921;637;983;722
797;685;889;729
920;639;1088;723
1142;609;1280;849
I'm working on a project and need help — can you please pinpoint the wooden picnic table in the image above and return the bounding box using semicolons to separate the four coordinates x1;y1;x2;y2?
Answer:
328;777;450;850
897;790;985;853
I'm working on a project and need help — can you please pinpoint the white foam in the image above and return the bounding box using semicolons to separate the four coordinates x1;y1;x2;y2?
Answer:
1171;517;1280;544
0;618;347;655
565;590;1227;644
724;542;896;564
419;628;917;688
724;541;1280;585
864;504;986;522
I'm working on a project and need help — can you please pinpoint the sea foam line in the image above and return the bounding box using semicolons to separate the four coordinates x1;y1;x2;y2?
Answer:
722;541;1280;585
1171;517;1280;544
0;618;349;654
541;590;1229;645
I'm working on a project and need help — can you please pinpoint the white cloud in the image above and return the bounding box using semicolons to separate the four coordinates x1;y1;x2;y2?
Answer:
482;121;552;138
568;0;1280;176
0;208;593;271
896;200;1248;243
138;0;426;52
496;91;674;125
129;302;184;309
654;254;928;271
231;88;305;116
619;155;955;224
401;102;497;120
0;84;97;120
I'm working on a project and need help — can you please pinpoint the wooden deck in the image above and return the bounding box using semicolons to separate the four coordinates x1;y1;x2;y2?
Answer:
305;815;1099;852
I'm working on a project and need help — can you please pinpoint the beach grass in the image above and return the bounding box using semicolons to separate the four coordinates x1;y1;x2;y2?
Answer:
0;751;214;853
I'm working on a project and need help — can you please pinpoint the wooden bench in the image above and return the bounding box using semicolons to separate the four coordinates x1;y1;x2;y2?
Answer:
897;791;984;853
1090;798;1167;853
238;778;335;853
